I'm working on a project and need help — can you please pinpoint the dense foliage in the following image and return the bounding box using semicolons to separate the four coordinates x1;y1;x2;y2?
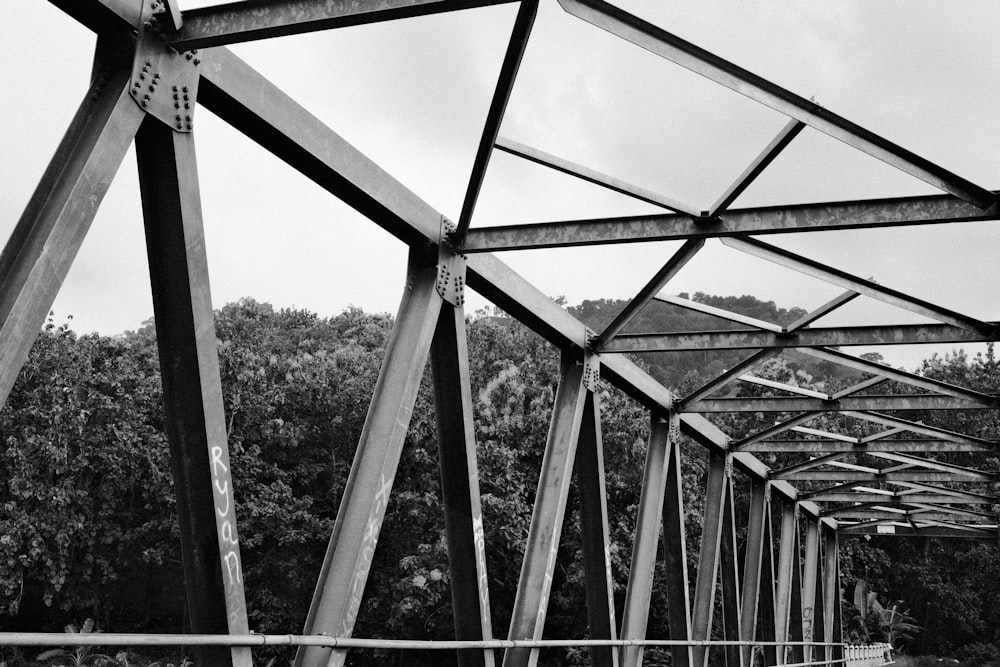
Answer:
1;296;998;664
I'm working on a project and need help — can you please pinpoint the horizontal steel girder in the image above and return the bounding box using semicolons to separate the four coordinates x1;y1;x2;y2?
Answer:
687;395;997;413
774;470;996;482
740;439;994;454
603;322;999;352
808;493;997;505
839;525;998;539
459;192;1000;252
171;0;516;50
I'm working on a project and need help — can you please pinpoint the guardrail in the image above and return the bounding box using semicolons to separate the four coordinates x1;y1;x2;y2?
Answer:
845;642;894;667
0;633;894;666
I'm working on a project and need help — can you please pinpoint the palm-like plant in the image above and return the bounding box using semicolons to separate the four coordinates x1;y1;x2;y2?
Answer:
853;582;922;653
36;618;114;667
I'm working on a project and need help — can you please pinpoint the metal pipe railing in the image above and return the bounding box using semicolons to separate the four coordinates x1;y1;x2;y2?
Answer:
0;633;894;667
0;633;842;649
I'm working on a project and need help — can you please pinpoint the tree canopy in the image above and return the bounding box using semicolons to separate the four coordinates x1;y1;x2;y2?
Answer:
1;296;997;664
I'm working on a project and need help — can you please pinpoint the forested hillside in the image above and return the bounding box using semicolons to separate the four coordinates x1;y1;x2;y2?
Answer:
0;296;997;665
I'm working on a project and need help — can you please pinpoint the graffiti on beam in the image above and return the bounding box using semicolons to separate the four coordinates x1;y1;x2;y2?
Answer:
472;514;490;617
341;472;394;636
210;445;247;630
802;605;814;645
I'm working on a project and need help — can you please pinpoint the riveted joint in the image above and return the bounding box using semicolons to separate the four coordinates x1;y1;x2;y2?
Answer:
436;216;467;307
130;0;200;132
582;349;600;392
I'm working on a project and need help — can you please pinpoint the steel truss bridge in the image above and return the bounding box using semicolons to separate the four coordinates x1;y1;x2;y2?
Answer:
1;1;998;666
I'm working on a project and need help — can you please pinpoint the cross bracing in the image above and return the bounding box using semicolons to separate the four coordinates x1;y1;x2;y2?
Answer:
2;1;999;666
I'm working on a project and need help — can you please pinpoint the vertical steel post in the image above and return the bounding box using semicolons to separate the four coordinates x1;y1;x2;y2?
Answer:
823;527;839;667
297;248;444;667
575;391;619;667
431;304;495;667
756;499;779;666
620;415;671;667
740;480;768;666
0;48;142;408
503;355;588;667
787;521;805;666
775;502;804;665
661;414;693;667
136;119;252;667
801;519;821;664
720;478;743;667
692;452;729;667
830;530;844;665
813;539;826;666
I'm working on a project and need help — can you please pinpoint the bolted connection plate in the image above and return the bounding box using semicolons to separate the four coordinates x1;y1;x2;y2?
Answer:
130;0;201;132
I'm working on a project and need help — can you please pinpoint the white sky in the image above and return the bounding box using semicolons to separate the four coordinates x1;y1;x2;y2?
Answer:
3;1;999;371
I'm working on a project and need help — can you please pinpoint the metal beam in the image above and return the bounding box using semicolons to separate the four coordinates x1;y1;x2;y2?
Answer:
869;451;997;477
721;237;995;336
741;439;993;454
493;138;700;216
830;510;995;522
298;249;443;667
800;520;820;664
755;499;779;667
719;479;743;667
575;391;618;667
136;118;251;667
775;470;996;482
786;290;859;332
691;453;728;667
679;348;781;408
840;411;995;449
0;50;143;408
173;0;516;50
555;0;996;208
839;525;998;539
503;359;588;667
655;294;784;332
796;347;997;406
620;416;671;667
430;304;495;667
689;395;993;413
661;416;693;667
732;413;823;449
455;1;539;238
460;192;1000;252
739;481;768;667
808;493;994;505
893;481;999;502
709;120;805;216
594;239;704;349
604;322;999;352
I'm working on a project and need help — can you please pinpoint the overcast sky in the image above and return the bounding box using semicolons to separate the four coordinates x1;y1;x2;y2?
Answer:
3;1;999;371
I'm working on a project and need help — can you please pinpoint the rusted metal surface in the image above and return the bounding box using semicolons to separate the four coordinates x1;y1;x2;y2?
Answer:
688;395;996;413
605;322;999;352
460;192;999;252
173;0;516;50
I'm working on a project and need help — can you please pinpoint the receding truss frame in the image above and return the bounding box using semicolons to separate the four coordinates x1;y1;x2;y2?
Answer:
4;1;1000;666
